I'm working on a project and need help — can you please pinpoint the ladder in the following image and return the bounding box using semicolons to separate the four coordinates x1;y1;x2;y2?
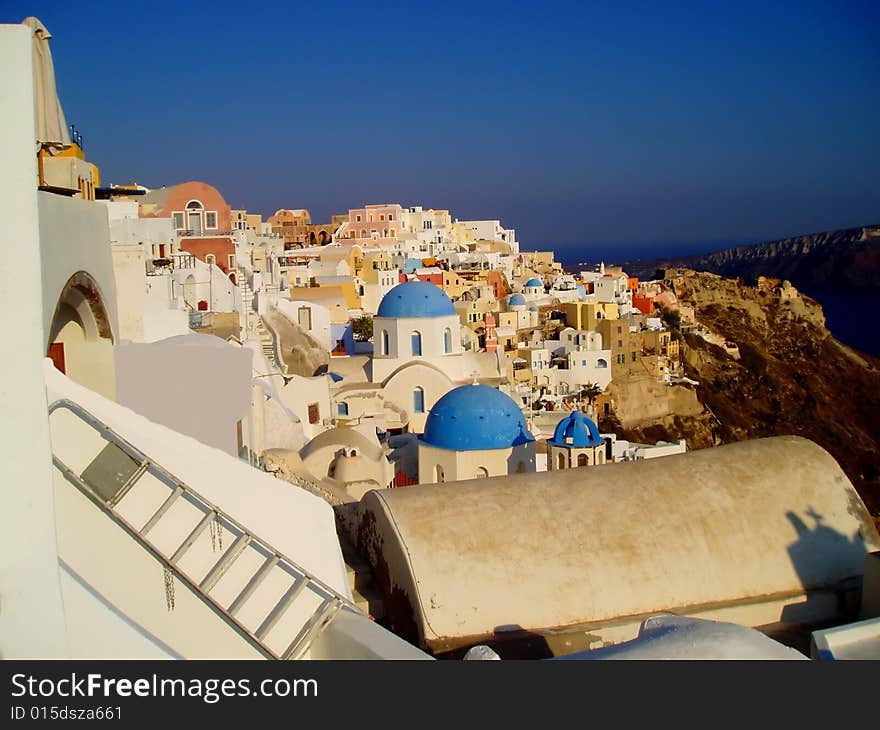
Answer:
48;398;361;660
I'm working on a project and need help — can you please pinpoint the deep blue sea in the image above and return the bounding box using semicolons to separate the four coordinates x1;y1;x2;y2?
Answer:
800;289;879;359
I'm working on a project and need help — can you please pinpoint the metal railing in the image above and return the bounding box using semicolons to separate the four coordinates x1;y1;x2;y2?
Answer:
48;398;361;660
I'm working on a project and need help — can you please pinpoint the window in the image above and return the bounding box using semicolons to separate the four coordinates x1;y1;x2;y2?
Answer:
388;214;394;221
337;402;349;416
205;254;216;266
308;403;319;424
578;453;588;467
557;453;566;469
172;212;184;230
390;229;396;237
356;215;361;222
597;358;608;369
476;467;488;478
632;351;637;362
228;254;236;270
380;214;385;221
413;387;425;413
411;331;422;356
205;211;218;229
423;221;432;230
186;200;203;210
381;330;390;356
443;328;452;353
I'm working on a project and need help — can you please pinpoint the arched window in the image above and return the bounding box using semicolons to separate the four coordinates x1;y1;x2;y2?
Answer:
435;464;444;483
577;453;588;467
381;330;389;356
476;467;489;478
557;452;566;469
413;386;425;413
185;200;203;210
597;358;608;369
443;327;452;353
411;331;422;356
205;254;216;266
337;402;349;416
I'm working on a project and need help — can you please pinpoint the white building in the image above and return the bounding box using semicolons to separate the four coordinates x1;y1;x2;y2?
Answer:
456;219;518;253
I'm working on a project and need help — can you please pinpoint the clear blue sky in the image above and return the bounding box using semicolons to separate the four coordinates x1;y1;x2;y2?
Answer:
4;0;878;260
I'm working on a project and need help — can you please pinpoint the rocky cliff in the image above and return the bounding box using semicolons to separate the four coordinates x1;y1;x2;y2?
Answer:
608;270;880;528
625;225;880;290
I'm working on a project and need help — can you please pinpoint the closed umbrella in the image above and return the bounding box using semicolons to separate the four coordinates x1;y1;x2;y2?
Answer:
22;17;70;148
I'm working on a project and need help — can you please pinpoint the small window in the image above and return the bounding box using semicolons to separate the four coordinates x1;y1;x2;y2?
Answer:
443;328;452;353
186;200;203;210
356;215;361;222
381;330;390;356
577;453;588;467
413;387;425;413
172;212;184;229
411;331;422;356
308;403;319;424
337;402;349;416
205;211;218;229
205;254;216;266
228;254;236;270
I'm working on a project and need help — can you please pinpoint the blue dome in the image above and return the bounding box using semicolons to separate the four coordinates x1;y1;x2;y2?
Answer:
524;278;542;288
507;293;526;306
422;385;535;452
528;305;538;312
376;281;455;318
548;411;604;448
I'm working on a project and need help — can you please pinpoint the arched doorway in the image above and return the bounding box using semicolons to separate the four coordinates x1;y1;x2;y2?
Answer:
183;273;197;309
46;271;115;399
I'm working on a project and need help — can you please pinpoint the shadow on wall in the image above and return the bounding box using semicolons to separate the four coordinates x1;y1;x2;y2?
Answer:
778;506;869;630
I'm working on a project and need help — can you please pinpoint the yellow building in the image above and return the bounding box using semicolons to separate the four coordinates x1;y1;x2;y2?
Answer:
564;301;620;331
360;250;394;284
441;270;469;300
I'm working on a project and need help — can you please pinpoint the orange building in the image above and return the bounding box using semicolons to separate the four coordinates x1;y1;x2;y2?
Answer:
139;180;231;235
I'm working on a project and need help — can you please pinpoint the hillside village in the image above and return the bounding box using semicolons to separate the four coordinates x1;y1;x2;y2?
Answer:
6;16;880;662
83;180;707;496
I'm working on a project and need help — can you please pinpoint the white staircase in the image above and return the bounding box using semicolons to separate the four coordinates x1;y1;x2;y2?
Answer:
49;398;362;660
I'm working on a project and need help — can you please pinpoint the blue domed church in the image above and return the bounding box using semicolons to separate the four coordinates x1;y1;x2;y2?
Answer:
337;281;505;434
418;384;536;483
547;410;607;469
